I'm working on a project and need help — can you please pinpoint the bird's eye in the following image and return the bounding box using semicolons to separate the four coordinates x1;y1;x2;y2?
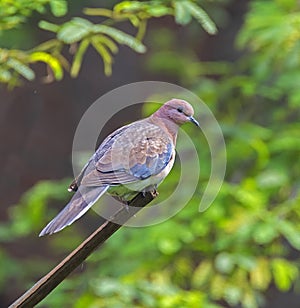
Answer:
177;107;183;113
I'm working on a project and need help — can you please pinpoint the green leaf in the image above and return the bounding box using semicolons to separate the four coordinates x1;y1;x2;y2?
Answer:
242;290;257;308
92;25;146;53
235;255;256;271
0;68;12;82
91;38;113;76
270;132;300;152
192;260;212;287
29;51;63;80
39;20;59;33
250;258;271;290
72;17;94;28
50;0;68;17
58;18;92;44
215;252;235;274
94;36;119;54
70;39;90;77
33;39;61;52
114;1;145;13
174;1;192;25
157;238;181;255
147;6;171;17
181;1;217;35
278;220;300;250
224;286;242;306
289;90;300;108
128;15;140;27
6;58;35;80
271;258;298;291
210;275;226;299
256;169;288;189
83;8;113;17
252;222;278;244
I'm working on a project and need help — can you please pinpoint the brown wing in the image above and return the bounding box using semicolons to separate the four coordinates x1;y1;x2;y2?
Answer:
75;121;173;187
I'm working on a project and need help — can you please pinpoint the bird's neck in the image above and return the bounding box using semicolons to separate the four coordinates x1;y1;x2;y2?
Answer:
149;115;179;144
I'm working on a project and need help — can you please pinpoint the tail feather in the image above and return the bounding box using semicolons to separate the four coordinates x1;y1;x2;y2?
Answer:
39;185;109;236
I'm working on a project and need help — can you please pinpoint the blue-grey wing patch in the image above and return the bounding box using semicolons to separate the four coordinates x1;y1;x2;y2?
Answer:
130;142;173;179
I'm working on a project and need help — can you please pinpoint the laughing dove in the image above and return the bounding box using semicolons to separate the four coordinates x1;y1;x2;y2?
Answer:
39;99;199;236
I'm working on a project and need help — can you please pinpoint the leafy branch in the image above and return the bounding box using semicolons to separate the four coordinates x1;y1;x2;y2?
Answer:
0;0;68;31
0;0;217;88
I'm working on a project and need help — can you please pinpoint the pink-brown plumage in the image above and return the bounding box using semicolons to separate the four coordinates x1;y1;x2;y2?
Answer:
149;99;197;143
39;98;199;236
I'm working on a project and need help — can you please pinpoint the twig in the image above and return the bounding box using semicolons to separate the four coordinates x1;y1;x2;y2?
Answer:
9;191;156;308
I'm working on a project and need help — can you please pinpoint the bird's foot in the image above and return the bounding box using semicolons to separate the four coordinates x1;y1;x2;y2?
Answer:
151;188;159;198
150;184;158;197
142;185;159;198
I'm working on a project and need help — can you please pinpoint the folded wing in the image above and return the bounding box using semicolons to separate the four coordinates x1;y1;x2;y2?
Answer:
76;121;174;187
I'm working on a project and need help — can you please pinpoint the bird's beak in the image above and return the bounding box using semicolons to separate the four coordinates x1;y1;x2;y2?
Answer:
189;116;200;127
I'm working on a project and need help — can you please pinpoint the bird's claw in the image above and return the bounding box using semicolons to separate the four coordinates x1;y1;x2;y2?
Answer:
151;188;159;197
141;185;158;198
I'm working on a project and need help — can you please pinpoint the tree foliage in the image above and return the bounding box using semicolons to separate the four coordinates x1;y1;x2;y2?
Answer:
0;0;67;31
0;0;217;88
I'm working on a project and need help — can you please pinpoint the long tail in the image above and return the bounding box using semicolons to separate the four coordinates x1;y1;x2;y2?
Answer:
39;185;109;236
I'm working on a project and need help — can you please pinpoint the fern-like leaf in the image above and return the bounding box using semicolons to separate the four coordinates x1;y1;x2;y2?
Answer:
50;0;68;17
174;1;192;25
91;37;113;76
181;1;217;35
92;25;146;53
0;68;12;82
7;58;35;80
93;35;119;54
70;39;90;77
39;20;60;33
58;18;92;44
29;52;63;80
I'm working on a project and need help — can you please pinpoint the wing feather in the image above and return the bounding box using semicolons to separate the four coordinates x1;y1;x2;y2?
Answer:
72;121;173;187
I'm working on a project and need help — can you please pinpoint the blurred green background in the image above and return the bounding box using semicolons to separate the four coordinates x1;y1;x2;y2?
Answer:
1;0;300;307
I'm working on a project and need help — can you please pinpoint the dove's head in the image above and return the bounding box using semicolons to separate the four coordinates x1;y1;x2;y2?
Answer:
155;99;199;127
